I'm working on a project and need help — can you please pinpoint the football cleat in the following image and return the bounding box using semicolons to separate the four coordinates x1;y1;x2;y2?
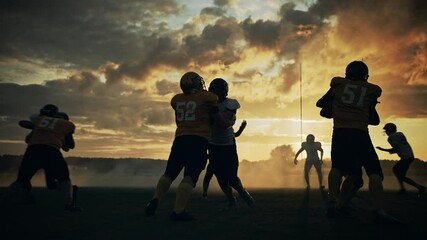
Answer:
239;190;255;208
145;198;159;216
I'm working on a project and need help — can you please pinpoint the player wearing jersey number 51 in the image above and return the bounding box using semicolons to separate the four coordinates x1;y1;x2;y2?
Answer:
317;61;397;222
145;71;220;221
1;104;81;212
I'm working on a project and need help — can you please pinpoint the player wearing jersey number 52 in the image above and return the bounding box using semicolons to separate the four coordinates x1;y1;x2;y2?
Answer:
145;71;221;221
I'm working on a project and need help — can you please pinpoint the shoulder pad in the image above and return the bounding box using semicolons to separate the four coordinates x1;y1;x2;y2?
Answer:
330;77;346;87
225;99;240;111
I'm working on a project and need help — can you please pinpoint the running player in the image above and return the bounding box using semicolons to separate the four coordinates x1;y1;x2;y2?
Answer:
376;123;426;196
294;134;324;190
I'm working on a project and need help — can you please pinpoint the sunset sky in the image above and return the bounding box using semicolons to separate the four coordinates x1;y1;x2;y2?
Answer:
0;0;426;162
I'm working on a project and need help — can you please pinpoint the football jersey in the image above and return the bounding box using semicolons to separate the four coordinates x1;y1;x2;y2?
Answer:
387;132;414;159
330;77;382;131
301;142;322;161
28;116;75;149
171;90;218;139
210;98;240;145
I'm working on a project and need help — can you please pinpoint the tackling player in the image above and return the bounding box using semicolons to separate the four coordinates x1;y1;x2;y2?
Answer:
145;72;220;221
317;61;397;222
294;134;324;190
202;120;246;199
1;104;80;212
376;123;426;196
206;78;254;209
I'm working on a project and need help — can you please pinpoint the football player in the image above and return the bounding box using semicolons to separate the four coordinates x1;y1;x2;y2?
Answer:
206;78;254;209
20;105;74;152
294;134;324;190
202;120;246;199
1;104;80;212
376;123;426;196
145;71;221;221
317;61;397;222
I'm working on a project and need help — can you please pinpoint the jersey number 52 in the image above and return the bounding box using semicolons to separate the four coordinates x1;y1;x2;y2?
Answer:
176;101;197;121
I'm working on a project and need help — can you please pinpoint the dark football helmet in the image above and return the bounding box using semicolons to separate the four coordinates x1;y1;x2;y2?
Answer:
180;71;205;94
39;104;59;117
345;61;369;81
383;123;397;133
209;78;228;101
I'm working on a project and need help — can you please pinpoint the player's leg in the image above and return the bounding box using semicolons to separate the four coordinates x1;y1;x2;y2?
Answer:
146;138;184;216
313;161;324;189
304;161;312;189
202;162;214;197
6;146;42;204
226;144;254;208
392;160;406;193
395;157;425;193
171;136;208;221
47;147;81;212
211;145;238;207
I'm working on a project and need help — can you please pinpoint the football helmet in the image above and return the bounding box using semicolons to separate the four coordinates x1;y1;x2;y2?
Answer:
345;61;369;81
383;123;397;133
306;134;315;143
209;78;228;101
39;104;59;117
180;71;205;94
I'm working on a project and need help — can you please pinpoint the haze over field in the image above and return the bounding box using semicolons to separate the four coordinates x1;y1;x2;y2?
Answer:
1;0;426;162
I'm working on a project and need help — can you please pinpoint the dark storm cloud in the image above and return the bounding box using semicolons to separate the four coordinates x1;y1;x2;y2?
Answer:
0;77;175;141
241;18;280;49
0;0;182;70
200;7;226;16
181;17;243;66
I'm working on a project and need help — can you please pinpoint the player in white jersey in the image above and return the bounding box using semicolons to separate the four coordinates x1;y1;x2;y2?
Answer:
207;78;254;209
376;123;426;196
294;134;324;190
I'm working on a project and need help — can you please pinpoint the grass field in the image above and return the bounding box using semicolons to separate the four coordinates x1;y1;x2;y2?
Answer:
1;187;427;240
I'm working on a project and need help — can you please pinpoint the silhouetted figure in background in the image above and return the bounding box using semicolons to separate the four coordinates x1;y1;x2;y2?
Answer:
376;123;426;196
294;134;324;190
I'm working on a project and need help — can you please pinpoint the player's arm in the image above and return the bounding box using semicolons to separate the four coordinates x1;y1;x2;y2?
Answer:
19;120;35;129
375;146;395;154
294;147;304;165
62;133;75;152
234;120;247;137
319;145;324;163
368;100;380;125
316;89;333;119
